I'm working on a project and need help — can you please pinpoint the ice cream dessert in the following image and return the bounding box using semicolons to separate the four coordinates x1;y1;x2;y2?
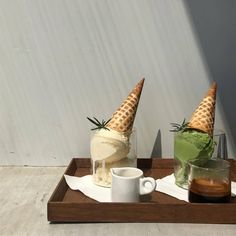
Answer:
88;78;145;187
172;82;217;188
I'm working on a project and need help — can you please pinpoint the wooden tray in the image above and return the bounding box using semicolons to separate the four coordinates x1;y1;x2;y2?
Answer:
47;158;236;223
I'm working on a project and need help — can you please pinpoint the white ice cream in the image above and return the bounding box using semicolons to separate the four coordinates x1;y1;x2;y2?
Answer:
91;129;130;163
90;128;137;187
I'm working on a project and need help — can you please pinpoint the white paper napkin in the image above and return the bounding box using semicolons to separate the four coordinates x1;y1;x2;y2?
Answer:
64;175;111;202
155;174;236;202
156;174;188;201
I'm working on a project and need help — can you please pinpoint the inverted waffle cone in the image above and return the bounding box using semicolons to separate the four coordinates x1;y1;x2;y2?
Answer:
188;82;217;137
106;78;145;133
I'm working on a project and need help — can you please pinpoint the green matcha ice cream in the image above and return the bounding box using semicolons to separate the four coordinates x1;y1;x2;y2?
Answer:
174;130;215;188
172;82;217;188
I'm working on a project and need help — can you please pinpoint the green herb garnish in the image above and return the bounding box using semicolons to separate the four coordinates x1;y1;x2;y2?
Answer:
87;117;111;131
170;119;189;132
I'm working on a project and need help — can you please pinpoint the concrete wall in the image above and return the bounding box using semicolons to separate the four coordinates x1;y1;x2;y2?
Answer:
0;0;235;165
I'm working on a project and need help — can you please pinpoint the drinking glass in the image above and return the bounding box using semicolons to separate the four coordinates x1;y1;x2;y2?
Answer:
188;159;231;203
173;132;189;189
90;129;137;187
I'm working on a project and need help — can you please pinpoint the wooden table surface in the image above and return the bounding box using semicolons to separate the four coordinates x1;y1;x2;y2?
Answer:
1;165;236;236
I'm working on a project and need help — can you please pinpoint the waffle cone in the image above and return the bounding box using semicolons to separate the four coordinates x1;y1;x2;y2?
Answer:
188;82;217;137
106;78;145;133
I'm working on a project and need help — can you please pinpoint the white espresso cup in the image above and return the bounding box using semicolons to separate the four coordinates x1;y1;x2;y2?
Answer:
111;167;156;202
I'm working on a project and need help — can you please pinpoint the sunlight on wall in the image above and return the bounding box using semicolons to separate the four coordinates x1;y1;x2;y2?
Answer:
0;0;234;165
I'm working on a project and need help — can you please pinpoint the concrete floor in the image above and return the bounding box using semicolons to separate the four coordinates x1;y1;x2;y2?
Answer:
1;166;236;236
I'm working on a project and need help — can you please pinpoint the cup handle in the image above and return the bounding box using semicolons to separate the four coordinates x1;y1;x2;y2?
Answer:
139;177;156;195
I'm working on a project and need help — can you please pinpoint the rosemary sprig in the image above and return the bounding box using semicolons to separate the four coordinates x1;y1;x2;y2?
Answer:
87;117;111;131
170;119;189;132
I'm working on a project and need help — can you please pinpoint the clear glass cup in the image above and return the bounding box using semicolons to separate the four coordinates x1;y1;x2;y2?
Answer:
174;130;216;189
90;128;137;187
174;132;189;189
188;159;231;203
